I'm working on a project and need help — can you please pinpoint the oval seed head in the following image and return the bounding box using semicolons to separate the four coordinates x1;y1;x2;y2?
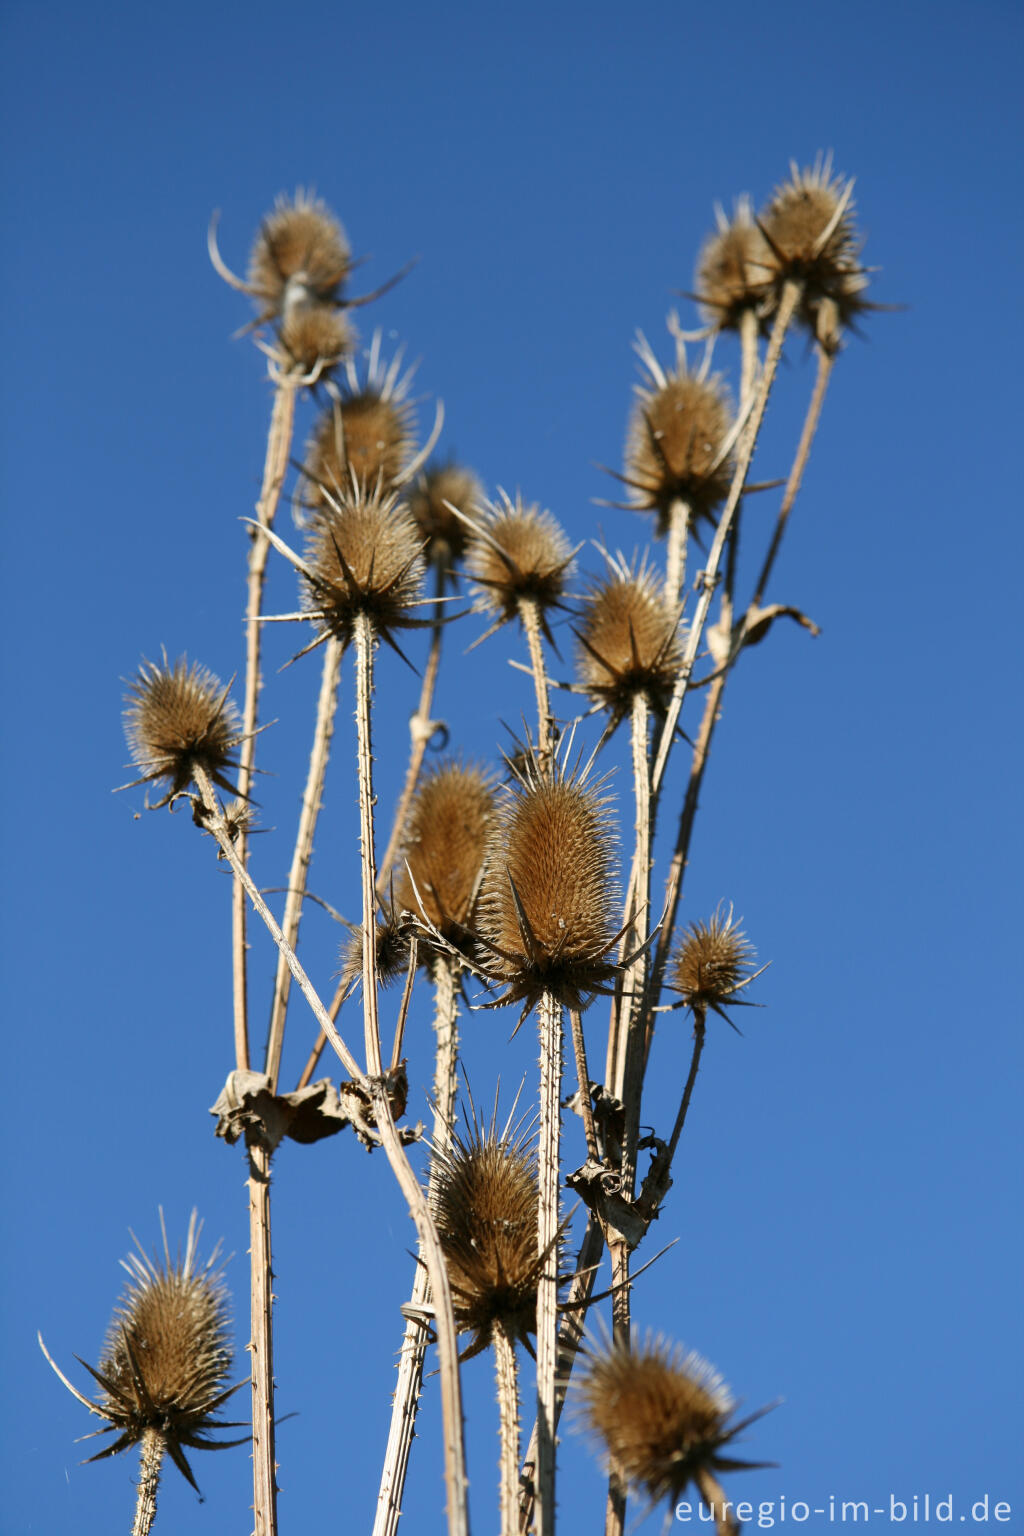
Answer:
759;155;868;345
73;1214;237;1490
302;484;425;645
123;654;241;808
278;305;355;376
476;757;619;1012
431;1118;544;1352
393;761;499;946
624;365;735;537
467;491;574;628
247;190;351;319
578;1331;764;1509
673;906;757;1019
575;554;682;723
306;390;416;509
407;461;483;574
340;906;410;994
695;196;772;333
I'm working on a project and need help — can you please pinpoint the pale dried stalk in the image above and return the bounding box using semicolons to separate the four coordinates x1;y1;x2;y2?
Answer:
247;1140;279;1536
695;1467;741;1536
131;1428;163;1536
568;1007;598;1163
738;307;760;411
352;615;470;1536
265;636;342;1090
518;597;554;767
494;1321;522;1536
664;498;691;611
535;989;563;1536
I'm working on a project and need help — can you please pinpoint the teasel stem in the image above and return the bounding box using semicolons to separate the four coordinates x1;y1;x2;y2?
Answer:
665;1007;707;1166
234;375;299;1073
568;1007;598;1163
695;1467;741;1536
738;307;760;411
518;596;554;771
377;555;447;894
373;954;462;1536
247;1139;278;1536
294;975;346;1089
131;1428;163;1536
664;498;691;611
352;614;471;1536
535;989;563;1536
494;1320;522;1536
265;636;343;1090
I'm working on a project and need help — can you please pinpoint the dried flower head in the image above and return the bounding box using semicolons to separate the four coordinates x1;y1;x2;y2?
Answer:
301;483;426;649
247;190;351;320
623;340;735;537
41;1212;240;1493
575;552;682;724
407;461;483;573
278;304;355;376
304;344;418;510
430;1109;546;1356
578;1331;769;1510
759;155;868;346
695;196;772;333
393;761;498;946
340;906;411;993
467;490;574;636
672;906;760;1024
122;653;241;809
475;752;619;1013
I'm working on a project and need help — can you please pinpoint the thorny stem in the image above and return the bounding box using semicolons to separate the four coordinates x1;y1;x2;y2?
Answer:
536;989;563;1536
738;307;760;411
131;1428;163;1536
377;557;447;894
617;690;653;1195
294;975;347;1090
352;615;471;1536
494;1321;522;1536
695;1467;741;1536
265;636;342;1090
519;597;554;770
666;1009;707;1166
247;1140;279;1536
664;498;691;611
233;377;298;1073
568;1008;598;1163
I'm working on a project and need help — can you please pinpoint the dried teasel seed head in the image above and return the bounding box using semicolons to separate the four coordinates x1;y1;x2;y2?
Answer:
278;305;355;376
340;906;410;994
393;761;498;947
578;1331;767;1509
302;343;419;511
695;196;772;333
122;653;241;808
302;483;425;646
624;357;735;538
672;906;757;1019
430;1113;545;1353
248;190;351;319
407;461;483;573
575;553;682;723
476;753;619;1012
467;490;574;628
759;155;868;345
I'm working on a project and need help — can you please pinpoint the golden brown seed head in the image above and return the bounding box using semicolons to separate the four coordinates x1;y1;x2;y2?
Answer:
278;306;355;376
302;485;425;644
575;556;682;721
123;655;240;807
696;197;772;333
407;462;483;572
431;1120;543;1351
306;389;416;510
579;1332;756;1508
759;156;868;345
467;491;574;625
476;757;619;1012
673;907;756;1016
393;762;498;945
625;369;734;536
247;191;350;317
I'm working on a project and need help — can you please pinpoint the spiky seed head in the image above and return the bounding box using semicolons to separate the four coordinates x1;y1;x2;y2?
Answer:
575;557;682;721
430;1119;544;1352
123;655;240;807
278;305;355;375
467;491;574;625
696;197;772;333
759;156;868;345
407;462;483;572
247;191;350;318
578;1332;762;1508
306;390;416;509
673;907;756;1015
625;369;735;537
340;906;410;993
302;484;425;645
476;757;619;1012
393;762;498;945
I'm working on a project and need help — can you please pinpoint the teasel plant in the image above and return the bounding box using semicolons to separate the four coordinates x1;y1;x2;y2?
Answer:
85;158;885;1536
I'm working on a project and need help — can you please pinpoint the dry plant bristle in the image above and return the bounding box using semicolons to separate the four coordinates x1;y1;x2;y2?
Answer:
340;906;410;993
696;196;772;333
673;906;757;1020
760;155;868;343
393;761;498;944
578;1331;765;1509
122;653;241;808
408;461;483;572
302;483;425;646
476;756;619;1012
625;365;735;536
575;554;682;722
248;191;350;317
467;491;574;627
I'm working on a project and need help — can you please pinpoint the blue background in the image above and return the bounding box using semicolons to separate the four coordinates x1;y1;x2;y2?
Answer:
2;1;1021;1532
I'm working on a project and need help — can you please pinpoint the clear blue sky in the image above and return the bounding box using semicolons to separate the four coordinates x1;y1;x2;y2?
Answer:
2;1;1022;1532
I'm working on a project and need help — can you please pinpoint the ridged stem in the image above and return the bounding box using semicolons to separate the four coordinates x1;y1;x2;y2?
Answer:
130;1428;163;1536
519;597;554;769
664;498;691;610
247;1140;279;1536
535;989;563;1536
494;1321;522;1536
